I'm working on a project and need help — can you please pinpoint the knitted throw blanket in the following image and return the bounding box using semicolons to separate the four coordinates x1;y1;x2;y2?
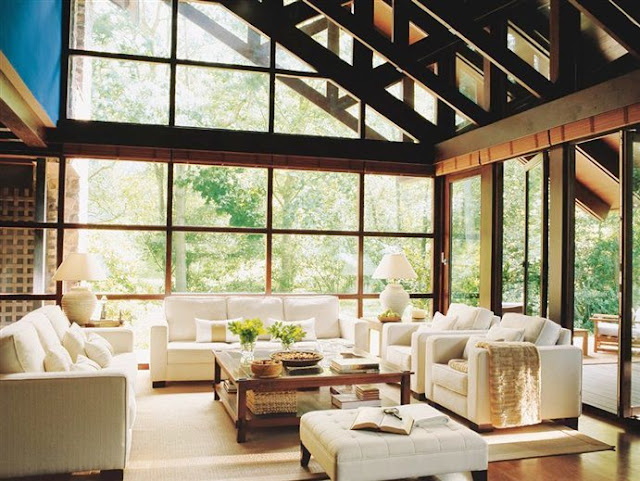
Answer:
476;341;541;428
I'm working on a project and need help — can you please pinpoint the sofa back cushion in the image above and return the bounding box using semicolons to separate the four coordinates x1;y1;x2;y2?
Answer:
40;305;70;340
283;296;340;339
500;313;546;343
447;303;494;330
165;297;228;341
535;319;562;346
24;310;62;352
0;321;46;373
227;297;284;340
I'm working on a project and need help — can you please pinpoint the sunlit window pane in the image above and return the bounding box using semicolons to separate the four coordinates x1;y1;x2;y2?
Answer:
274;76;360;138
176;66;269;131
64;158;167;225
71;0;171;57
177;1;270;67
273;170;359;231
100;300;163;352
272;235;357;293
171;232;265;293
276;44;316;72
173;164;267;228
68;56;170;124
364;175;433;232
63;229;166;294
364;237;432;294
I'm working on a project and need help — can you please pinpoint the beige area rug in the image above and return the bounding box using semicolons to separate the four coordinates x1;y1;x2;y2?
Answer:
122;371;612;481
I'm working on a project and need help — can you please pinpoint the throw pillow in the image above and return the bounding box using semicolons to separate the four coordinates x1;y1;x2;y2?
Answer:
535;319;561;346
194;318;242;343
500;313;546;343
462;335;488;360
450;305;478;330
266;317;317;341
85;338;113;368
71;354;101;372
44;346;73;372
487;325;525;342
448;358;469;373
472;308;494;330
431;311;458;330
87;332;115;355
62;323;86;362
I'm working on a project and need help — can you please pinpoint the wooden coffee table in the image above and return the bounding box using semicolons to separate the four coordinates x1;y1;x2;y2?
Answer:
213;348;411;442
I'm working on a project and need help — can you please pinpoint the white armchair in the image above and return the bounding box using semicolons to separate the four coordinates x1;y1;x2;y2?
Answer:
425;314;582;431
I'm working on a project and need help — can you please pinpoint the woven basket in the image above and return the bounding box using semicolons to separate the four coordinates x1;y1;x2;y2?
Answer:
246;390;297;415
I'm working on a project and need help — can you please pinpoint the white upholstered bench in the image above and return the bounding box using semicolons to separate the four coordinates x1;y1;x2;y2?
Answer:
300;409;488;481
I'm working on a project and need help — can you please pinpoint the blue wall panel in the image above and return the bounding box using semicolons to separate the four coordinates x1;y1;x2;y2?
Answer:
0;0;62;124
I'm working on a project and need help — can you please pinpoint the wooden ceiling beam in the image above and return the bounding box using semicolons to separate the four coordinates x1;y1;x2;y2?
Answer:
302;0;491;125
222;0;440;142
566;0;640;60
612;0;640;27
413;0;554;99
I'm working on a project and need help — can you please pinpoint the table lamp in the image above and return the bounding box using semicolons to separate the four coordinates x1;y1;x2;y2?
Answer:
53;253;107;325
372;252;417;316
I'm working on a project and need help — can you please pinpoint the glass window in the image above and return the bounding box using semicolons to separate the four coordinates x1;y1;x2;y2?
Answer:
301;20;354;65
177;1;270;67
507;26;550;79
365;106;408;142
502;159;526;306
71;0;172;57
272;235;357;293
173;164;267;228
0;300;55;327
276;44;316;72
171;232;265;293
364;237;432;294
0;228;57;294
64;159;167;225
99;300;163;352
176;66;269;131
364;175;433;232
272;170;359;231
274;76;360;138
63;230;166;294
68;56;170;124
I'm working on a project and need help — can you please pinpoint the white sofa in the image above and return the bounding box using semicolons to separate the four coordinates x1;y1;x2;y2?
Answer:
0;306;137;480
150;295;369;386
425;313;582;431
380;303;500;397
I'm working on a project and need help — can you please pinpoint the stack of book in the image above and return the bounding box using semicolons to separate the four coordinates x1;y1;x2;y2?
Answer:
330;385;382;409
223;380;237;393
330;356;379;374
355;384;380;401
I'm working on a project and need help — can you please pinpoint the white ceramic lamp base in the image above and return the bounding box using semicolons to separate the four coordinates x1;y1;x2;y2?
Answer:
379;283;410;316
61;286;98;325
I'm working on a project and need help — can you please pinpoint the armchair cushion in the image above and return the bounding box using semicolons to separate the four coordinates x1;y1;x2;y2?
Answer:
447;303;494;330
433;363;468;396
463;335;487;360
487;326;525;342
385;345;412;371
500;313;546;343
431;311;458;330
535;319;562;346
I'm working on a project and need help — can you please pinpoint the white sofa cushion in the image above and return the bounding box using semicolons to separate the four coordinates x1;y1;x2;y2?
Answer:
431;311;458;330
385;345;412;371
535;319;562;346
0;321;46;373
463;334;488;360
195;318;241;343
167;341;237;364
85;338;114;368
432;363;468;396
165;296;228;341
40;305;70;340
87;332;115;355
283;296;340;339
448;303;494;330
266;317;317;341
44;346;73;372
72;354;101;371
227;297;284;340
63;323;87;362
24;311;61;351
487;325;525;342
500;313;546;343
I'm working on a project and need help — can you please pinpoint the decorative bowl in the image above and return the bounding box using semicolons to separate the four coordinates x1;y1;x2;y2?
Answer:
378;314;401;322
270;350;323;367
250;359;283;378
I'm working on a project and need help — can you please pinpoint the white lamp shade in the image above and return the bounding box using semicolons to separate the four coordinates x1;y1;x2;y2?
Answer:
53;253;107;282
372;252;417;280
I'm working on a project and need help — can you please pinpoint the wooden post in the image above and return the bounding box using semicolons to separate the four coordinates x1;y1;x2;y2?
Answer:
479;163;503;313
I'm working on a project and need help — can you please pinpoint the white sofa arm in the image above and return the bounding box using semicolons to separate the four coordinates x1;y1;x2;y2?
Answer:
338;314;369;351
538;345;583;419
381;323;420;359
83;326;134;354
466;346;491;426
0;371;129;478
150;318;169;385
424;335;472;399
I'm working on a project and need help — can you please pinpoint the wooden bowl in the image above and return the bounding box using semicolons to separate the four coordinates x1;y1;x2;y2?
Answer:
250;359;283;378
270;350;323;367
378;315;401;322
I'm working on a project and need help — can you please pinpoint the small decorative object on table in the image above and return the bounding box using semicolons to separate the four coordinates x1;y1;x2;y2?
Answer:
83;319;124;328
228;318;265;364
270;350;323;367
378;308;401;322
267;321;305;351
250;359;283;379
411;307;427;320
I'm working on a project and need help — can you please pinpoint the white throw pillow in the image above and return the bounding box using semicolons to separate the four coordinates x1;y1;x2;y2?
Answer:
500;313;546;343
463;335;488;360
535;319;561;346
62;323;86;362
447;304;478;330
266;317;317;341
0;322;46;373
195;318;242;343
430;311;458;330
44;346;73;372
472;308;494;330
87;332;115;354
71;354;101;372
85;338;113;368
487;325;525;342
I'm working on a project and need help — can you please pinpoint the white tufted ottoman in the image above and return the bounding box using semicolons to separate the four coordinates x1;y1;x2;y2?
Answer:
300;409;488;481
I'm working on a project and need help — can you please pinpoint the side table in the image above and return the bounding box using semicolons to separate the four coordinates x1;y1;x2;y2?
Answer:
573;328;589;356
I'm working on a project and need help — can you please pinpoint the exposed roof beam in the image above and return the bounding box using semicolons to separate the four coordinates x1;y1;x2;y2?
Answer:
566;0;640;61
612;0;640;27
413;0;554;99
221;0;440;142
302;0;491;125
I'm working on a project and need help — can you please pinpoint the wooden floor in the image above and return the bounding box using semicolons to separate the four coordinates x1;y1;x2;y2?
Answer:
583;363;640;413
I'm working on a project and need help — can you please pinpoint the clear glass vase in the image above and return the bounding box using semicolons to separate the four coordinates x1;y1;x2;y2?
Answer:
240;340;256;364
280;340;294;351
